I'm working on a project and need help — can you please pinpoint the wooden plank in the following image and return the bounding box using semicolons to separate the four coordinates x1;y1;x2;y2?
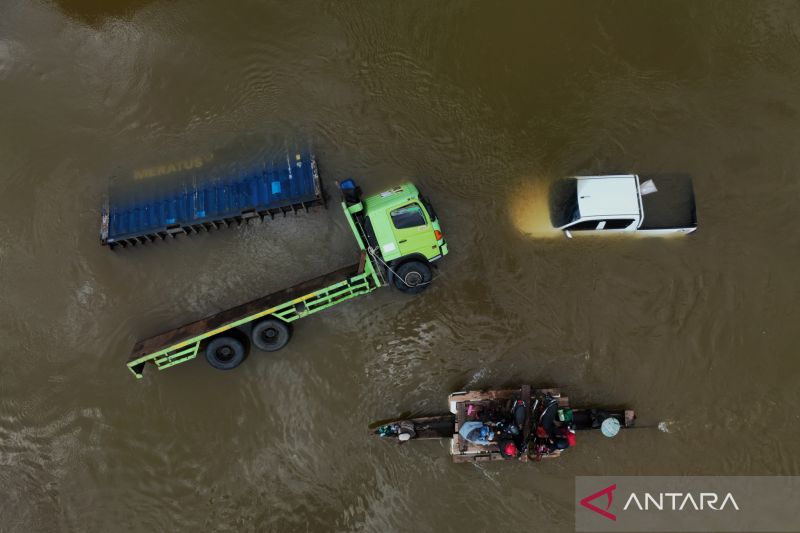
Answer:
455;401;465;431
454;403;468;452
357;251;367;275
452;451;503;463
457;439;499;456
452;387;569;404
449;389;518;403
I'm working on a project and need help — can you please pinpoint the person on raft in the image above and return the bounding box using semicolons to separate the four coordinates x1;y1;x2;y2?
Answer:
458;421;496;445
497;438;520;459
459;401;526;459
536;396;576;452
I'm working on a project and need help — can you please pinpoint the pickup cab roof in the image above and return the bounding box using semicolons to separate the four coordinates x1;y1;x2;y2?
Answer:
575;175;640;218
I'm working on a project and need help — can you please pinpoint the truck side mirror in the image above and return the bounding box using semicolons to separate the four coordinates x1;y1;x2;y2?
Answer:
338;179;361;205
564;230;573;239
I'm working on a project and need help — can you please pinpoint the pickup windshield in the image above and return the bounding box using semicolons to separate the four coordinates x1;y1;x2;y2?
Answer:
549;178;580;228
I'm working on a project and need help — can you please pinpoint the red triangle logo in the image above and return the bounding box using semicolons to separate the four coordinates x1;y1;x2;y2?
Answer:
579;483;617;521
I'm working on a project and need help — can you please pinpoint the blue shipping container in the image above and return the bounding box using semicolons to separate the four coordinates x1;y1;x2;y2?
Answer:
101;153;324;248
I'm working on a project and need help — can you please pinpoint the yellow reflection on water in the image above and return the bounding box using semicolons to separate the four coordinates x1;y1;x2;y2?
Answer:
509;178;561;238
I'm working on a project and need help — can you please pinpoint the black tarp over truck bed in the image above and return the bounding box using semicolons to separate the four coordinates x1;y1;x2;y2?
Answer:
640;174;697;230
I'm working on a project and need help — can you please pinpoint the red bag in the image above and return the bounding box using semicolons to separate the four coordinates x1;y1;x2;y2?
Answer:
566;431;577;447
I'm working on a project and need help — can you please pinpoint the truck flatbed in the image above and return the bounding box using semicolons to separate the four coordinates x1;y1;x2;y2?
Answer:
127;254;379;377
639;174;697;230
102;153;323;248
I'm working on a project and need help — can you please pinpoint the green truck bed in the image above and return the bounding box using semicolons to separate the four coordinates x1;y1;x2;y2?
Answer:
127;253;380;377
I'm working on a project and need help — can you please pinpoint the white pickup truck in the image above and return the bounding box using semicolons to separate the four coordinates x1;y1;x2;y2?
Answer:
549;174;697;238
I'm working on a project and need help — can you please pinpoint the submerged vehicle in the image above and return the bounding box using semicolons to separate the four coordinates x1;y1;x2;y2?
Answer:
125;177;448;378
102;153;324;248
549;174;697;237
373;386;635;463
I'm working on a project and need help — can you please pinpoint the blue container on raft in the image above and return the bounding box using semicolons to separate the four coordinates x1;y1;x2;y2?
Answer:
101;153;324;248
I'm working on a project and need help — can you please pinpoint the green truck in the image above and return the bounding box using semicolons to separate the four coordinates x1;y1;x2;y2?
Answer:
127;179;448;378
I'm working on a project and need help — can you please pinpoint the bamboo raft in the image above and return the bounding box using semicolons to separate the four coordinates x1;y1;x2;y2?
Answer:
372;386;635;463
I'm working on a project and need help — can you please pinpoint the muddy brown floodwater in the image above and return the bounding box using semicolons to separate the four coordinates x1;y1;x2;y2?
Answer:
1;1;800;531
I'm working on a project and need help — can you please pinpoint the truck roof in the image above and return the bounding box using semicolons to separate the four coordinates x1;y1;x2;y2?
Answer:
575;175;640;218
362;183;420;212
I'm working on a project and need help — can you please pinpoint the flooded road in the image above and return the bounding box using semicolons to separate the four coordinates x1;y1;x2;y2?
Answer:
2;0;800;530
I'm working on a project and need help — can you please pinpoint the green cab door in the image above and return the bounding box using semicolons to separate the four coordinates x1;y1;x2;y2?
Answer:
388;202;438;260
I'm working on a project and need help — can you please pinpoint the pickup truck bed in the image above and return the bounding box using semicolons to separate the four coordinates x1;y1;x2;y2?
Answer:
640;174;697;230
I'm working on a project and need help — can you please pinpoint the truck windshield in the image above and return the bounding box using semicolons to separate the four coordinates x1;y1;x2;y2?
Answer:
391;204;427;228
549;178;580;228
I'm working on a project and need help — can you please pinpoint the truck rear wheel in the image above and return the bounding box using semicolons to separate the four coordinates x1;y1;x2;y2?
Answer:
252;318;291;352
393;261;432;294
205;336;246;370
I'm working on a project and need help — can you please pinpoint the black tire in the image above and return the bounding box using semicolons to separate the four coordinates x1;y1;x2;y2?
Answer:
205;336;246;370
393;260;432;294
251;318;291;352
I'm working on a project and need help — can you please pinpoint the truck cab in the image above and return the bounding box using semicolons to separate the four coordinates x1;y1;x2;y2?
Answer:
341;181;448;293
549;174;697;238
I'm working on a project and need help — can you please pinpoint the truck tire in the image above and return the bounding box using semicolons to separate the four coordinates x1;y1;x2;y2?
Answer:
205;336;246;370
251;318;291;352
393;260;432;294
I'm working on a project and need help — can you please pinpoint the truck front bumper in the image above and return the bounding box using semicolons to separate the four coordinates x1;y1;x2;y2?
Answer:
431;241;448;261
